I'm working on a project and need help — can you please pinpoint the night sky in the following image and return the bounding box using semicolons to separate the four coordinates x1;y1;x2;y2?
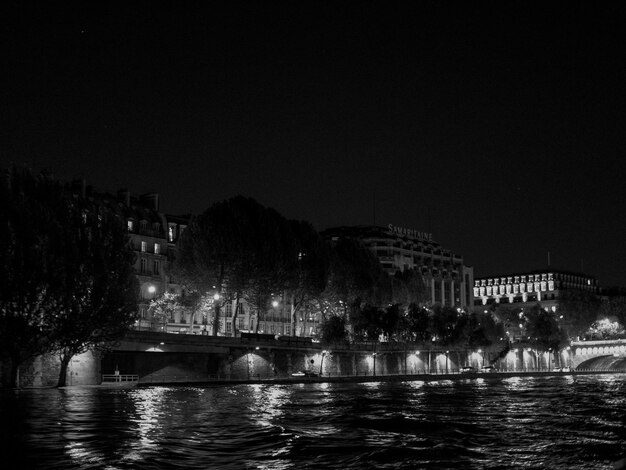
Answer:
2;1;625;287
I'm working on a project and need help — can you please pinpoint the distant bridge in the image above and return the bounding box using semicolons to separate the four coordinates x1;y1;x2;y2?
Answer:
570;339;626;370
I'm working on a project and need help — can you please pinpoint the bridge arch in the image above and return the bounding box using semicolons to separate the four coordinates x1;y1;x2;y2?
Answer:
576;356;626;371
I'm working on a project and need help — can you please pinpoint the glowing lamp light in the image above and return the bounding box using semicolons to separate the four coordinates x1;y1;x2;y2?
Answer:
147;285;156;294
272;300;279;308
213;293;220;301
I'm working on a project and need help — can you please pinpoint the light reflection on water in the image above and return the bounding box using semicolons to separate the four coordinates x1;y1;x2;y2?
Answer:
1;375;625;469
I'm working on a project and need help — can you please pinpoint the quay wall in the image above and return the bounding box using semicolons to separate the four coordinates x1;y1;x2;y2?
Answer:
5;332;625;388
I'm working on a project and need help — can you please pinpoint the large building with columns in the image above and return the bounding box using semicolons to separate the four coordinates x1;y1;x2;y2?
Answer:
473;269;600;312
321;224;474;310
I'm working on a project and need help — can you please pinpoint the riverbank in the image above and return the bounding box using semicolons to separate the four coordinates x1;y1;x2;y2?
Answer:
117;369;626;388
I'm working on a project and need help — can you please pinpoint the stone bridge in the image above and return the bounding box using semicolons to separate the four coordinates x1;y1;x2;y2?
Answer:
569;339;626;370
53;333;626;387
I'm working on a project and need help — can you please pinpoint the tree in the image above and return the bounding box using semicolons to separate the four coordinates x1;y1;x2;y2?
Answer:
148;292;181;332
524;304;568;352
596;297;626;331
464;311;504;350
286;220;329;336
584;318;625;340
350;304;383;341
391;269;428;310
0;166;65;388
557;288;602;339
50;196;138;387
173;196;301;336
0;166;138;388
315;237;390;334
320;315;347;345
430;305;465;347
398;303;431;342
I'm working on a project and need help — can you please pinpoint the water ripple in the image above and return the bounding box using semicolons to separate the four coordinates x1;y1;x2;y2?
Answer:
1;375;625;469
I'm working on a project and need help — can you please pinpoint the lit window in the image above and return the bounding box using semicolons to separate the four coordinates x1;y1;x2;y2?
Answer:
154;243;160;254
127;220;134;231
141;241;147;252
168;226;174;242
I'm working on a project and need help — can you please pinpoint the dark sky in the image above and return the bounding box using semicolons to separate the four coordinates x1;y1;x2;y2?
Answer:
2;1;625;287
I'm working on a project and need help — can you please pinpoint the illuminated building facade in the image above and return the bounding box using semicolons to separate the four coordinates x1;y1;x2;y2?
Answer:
322;224;474;310
473;270;600;312
97;189;182;330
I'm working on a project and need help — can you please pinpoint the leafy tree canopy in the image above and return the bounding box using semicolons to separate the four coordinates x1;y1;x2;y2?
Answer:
557;288;602;338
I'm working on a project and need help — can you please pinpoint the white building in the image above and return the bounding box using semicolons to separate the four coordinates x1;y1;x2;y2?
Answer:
322;224;474;310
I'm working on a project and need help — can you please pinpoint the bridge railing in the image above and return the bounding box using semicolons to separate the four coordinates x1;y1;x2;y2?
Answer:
101;374;139;383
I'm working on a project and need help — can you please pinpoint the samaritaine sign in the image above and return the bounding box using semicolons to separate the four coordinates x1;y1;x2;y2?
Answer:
387;223;433;242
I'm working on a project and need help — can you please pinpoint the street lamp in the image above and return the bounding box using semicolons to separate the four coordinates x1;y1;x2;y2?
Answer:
212;292;220;336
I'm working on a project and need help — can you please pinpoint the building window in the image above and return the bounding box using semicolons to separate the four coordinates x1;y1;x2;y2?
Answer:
168;226;174;242
141;241;147;252
140;258;147;274
153;260;160;275
226;321;232;333
127;220;134;231
154;243;161;254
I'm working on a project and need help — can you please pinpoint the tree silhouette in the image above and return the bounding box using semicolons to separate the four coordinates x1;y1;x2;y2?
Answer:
0;166;64;387
50;196;138;387
174;196;301;336
1;166;138;388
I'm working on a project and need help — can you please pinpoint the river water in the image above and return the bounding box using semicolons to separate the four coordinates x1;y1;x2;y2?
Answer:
1;375;625;469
